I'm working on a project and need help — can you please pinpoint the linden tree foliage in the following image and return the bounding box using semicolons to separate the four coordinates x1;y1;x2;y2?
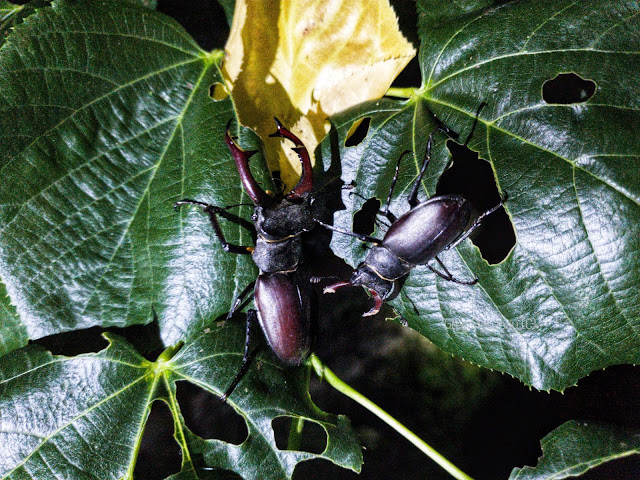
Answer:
0;0;638;478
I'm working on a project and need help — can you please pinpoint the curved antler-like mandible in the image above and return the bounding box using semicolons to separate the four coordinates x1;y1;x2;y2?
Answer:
225;120;269;206
324;281;383;317
269;118;313;200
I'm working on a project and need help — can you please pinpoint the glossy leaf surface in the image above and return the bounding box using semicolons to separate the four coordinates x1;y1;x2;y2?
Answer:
327;0;640;391
0;0;260;347
0;335;155;479
510;420;640;479
0;2;362;477
0;329;361;479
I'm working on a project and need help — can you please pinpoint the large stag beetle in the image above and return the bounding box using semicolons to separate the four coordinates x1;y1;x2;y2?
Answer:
176;118;315;401
319;116;507;316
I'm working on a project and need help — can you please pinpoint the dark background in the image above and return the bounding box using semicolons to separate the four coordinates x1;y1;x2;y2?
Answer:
29;1;640;479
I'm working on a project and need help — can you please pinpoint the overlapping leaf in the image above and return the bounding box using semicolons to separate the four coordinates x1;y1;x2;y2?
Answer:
0;328;361;480
0;335;155;479
327;0;640;391
0;3;363;477
0;0;262;347
509;420;640;479
169;324;362;479
223;0;415;189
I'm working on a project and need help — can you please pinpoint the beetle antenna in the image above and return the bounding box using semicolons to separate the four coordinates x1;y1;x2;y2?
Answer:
310;275;340;284
314;219;381;245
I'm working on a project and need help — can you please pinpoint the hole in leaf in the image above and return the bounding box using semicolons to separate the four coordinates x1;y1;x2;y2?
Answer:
542;73;596;104
175;380;248;444
209;83;229;101
32;314;164;358
31;326;109;355
133;400;181;480
345;117;371;147
436;141;515;264
272;416;327;454
197;465;244;480
158;0;229;50
353;197;381;236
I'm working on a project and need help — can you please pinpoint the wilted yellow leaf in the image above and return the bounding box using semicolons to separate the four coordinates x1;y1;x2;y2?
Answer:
223;0;415;189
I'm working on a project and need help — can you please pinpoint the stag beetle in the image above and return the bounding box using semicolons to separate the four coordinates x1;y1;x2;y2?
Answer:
175;118;315;401
319;121;507;317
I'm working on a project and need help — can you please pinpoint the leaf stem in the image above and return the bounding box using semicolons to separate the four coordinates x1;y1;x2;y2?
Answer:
309;354;474;480
385;87;417;98
287;416;305;451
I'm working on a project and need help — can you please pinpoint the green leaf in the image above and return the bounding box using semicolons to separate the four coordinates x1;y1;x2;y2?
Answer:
216;0;235;26
0;334;155;479
327;0;640;391
0;0;262;348
416;0;503;34
0;1;45;46
0;1;24;43
124;0;158;8
0;326;362;480
509;420;640;479
0;277;27;355
169;322;362;479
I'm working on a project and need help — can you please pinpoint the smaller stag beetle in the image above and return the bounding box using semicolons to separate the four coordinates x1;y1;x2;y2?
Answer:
318;117;507;317
175;118;315;401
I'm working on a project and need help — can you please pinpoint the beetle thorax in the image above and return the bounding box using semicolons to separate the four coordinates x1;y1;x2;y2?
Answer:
253;197;314;241
351;264;396;300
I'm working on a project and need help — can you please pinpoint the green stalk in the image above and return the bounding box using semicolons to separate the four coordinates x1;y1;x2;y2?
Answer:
309;354;474;480
287;364;312;451
385;86;418;98
287;416;305;451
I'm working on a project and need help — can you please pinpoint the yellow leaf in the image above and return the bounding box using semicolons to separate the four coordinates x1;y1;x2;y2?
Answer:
223;0;415;189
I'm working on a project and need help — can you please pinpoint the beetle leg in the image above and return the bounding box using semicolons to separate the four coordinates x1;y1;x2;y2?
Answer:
408;134;436;208
221;309;260;402
429;257;478;285
381;150;412;223
225;121;270;206
269;118;313;200
445;192;508;251
426;106;459;140
175;199;254;255
226;280;257;321
400;289;419;316
463;102;487;146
